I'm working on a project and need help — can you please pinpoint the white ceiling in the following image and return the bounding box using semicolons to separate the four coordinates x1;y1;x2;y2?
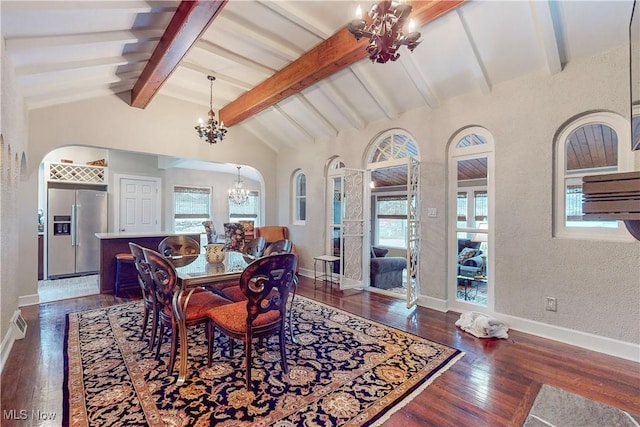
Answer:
1;0;635;161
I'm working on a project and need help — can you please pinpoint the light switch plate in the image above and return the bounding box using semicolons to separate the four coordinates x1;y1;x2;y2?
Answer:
427;208;437;217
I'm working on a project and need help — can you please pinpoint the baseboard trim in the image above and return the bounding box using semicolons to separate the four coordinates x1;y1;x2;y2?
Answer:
496;312;639;362
296;272;639;362
0;322;16;375
389;294;638;362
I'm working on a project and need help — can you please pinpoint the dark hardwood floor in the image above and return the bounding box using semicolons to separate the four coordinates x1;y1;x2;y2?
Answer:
2;276;639;426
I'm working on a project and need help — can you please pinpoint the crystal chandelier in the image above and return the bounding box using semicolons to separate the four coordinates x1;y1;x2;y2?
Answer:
347;1;422;64
194;75;227;144
229;166;249;206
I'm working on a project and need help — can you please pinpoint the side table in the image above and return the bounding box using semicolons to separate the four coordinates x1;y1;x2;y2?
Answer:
314;255;340;287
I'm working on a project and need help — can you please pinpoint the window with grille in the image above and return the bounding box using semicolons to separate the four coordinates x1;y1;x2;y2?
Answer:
293;171;306;224
554;112;633;239
374;195;407;248
229;191;260;224
174;186;211;233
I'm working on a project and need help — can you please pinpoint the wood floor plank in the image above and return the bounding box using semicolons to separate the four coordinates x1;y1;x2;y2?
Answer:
1;277;639;426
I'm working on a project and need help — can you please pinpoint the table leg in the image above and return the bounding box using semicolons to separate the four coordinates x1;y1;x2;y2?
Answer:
314;258;318;288
174;290;189;386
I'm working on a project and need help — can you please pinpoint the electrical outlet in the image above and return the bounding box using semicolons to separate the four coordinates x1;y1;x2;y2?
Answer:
545;297;557;312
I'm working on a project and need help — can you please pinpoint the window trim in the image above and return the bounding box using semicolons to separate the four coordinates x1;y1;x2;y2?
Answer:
292;170;306;225
228;190;260;224
172;185;211;233
554;112;634;241
373;192;408;249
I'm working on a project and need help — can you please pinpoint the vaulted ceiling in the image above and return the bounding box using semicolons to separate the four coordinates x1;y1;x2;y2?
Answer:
1;0;634;158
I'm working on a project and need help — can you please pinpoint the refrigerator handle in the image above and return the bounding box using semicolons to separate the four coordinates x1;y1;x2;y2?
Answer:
71;204;77;246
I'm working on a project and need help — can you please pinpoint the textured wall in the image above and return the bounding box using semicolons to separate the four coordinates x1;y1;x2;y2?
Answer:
276;45;639;344
1;39;29;343
12;94;277;313
2;43;638;351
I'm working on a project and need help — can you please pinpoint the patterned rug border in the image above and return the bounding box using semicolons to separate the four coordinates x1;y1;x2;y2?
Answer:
283;296;466;426
63;296;464;426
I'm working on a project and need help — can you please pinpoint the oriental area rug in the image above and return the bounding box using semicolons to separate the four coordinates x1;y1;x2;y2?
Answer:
64;296;463;426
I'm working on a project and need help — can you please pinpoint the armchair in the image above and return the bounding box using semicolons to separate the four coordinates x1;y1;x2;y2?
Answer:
255;226;299;272
370;246;407;290
457;238;484;278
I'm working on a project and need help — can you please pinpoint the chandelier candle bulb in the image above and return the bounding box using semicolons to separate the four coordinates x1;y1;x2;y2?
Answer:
229;166;249;206
194;75;227;144
347;0;423;63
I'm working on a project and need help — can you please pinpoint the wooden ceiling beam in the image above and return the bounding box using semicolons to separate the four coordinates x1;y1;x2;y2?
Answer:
220;0;465;127
131;0;227;108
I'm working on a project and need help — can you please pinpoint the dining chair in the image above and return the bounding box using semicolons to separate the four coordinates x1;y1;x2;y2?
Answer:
242;237;267;258
128;242;159;350
218;241;299;343
158;235;200;257
262;239;292;256
142;247;232;373
206;253;298;391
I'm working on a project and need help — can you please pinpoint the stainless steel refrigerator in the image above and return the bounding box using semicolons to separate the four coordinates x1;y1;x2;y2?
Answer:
47;188;108;278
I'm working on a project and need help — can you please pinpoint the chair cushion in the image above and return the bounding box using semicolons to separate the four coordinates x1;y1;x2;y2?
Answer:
207;302;280;334
220;285;247;302
172;290;232;321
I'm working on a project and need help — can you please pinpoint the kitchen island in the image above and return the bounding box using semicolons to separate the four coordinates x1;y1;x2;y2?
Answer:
95;232;201;294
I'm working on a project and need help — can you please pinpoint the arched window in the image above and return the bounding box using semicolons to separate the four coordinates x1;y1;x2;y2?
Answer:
366;129;419;249
292;169;306;225
554;112;633;240
325;157;345;258
449;126;494;308
368;129;419;164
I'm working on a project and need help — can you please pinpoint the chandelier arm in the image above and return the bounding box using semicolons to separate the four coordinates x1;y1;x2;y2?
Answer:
195;75;227;144
346;0;421;64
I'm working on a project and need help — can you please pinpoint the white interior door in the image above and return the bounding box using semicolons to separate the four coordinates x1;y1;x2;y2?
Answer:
340;168;365;290
115;174;160;233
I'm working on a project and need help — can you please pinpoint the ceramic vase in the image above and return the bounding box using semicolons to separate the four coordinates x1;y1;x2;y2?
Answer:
206;243;225;263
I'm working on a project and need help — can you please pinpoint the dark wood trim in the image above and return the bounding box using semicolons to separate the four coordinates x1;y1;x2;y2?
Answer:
220;1;465;127
131;0;227;108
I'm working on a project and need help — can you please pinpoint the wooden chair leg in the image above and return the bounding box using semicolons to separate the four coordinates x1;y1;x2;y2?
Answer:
155;324;165;361
168;324;178;372
148;307;158;350
140;306;149;341
245;332;253;390
288;282;298;343
207;322;214;367
279;322;289;374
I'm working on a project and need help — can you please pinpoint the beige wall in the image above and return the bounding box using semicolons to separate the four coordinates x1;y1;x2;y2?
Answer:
1;34;30;347
276;45;640;345
6;94;277;337
1;43;638;360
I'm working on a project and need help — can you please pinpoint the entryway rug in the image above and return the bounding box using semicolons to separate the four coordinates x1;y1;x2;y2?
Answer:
64;296;463;426
523;384;640;427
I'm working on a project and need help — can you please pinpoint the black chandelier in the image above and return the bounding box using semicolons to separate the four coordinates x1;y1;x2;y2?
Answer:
194;75;227;144
348;1;422;64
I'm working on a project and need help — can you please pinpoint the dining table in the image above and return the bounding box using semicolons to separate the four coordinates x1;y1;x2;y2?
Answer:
168;250;251;385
